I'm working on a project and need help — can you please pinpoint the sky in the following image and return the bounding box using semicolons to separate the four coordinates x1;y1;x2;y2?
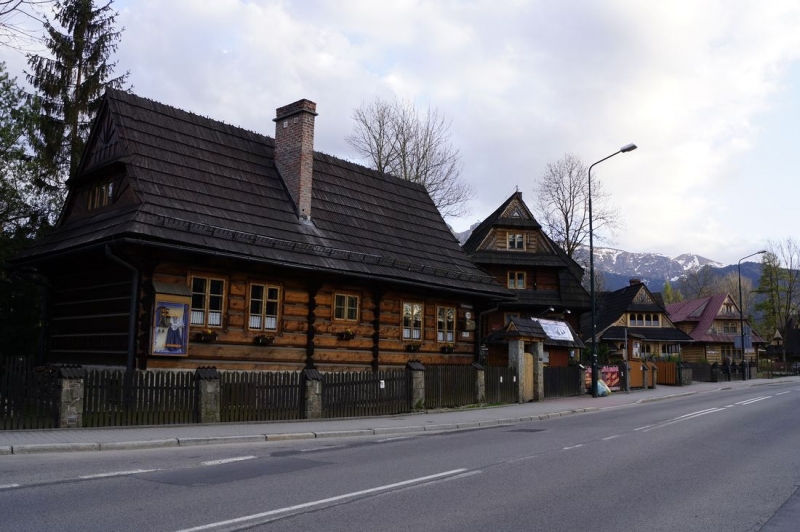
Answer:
3;0;800;266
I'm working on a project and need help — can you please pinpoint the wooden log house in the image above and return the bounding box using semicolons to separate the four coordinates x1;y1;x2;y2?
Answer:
12;90;513;372
462;192;591;366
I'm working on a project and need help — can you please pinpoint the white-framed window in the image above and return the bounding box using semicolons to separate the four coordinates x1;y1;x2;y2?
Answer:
437;306;455;343
507;271;525;289
249;284;280;331
403;301;423;340
723;322;737;334
507;233;524;250
334;293;359;321
190;276;225;327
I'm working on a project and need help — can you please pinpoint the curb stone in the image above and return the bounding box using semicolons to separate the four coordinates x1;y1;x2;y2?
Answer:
265;432;316;441
178;435;265;446
13;442;100;454
314;429;373;439
99;439;178;451
372;426;425;436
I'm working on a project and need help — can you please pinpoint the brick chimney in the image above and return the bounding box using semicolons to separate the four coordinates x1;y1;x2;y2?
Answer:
273;99;317;221
629;278;642;286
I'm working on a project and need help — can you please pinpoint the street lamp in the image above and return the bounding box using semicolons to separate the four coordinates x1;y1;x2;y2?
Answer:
589;143;637;398
738;249;766;379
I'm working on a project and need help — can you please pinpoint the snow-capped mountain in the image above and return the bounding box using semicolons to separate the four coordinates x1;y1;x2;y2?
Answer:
451;224;728;291
577;247;723;282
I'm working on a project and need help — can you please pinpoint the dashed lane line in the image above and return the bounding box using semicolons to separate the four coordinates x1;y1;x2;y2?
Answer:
201;456;257;466
79;469;159;479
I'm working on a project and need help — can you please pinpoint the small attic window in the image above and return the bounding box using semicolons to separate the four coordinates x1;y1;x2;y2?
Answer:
87;179;114;210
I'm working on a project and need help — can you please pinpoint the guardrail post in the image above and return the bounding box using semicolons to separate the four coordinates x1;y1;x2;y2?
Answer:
406;361;426;410
195;366;220;423
303;368;323;419
58;366;85;428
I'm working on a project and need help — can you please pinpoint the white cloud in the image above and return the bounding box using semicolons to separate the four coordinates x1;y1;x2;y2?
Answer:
8;0;800;265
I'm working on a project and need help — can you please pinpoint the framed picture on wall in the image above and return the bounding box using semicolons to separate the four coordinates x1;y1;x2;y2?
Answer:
151;297;190;356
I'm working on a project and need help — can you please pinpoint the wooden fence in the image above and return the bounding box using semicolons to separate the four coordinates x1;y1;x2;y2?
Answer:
322;370;409;418
83;369;197;427
653;361;679;385
220;371;302;422
485;366;518;404
0;357;60;430
424;365;475;409
543;365;583;398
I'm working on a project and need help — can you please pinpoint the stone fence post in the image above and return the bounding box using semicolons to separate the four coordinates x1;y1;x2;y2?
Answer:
532;350;544;402
195;366;220;424
57;366;85;428
303;368;323;419
406;361;425;410
472;362;485;404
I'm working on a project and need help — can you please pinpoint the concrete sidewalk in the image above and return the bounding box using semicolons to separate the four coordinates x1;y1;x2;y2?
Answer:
1;378;792;455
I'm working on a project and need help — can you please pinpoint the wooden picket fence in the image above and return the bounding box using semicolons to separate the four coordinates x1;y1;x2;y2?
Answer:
0;357;60;430
82;369;197;427
322;370;409;418
485;365;518;403
424;365;475;409
220;371;303;422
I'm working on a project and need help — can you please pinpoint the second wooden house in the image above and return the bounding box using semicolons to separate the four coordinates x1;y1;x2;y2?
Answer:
461;192;590;366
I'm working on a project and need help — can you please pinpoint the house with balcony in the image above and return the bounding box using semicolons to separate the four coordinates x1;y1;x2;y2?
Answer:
582;280;692;363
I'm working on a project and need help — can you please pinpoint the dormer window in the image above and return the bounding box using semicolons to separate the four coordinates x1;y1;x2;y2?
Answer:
87;179;114;210
507;233;524;250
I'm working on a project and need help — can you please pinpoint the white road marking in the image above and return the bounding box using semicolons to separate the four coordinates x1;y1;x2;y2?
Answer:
673;408;719;419
563;444;584;450
776;391;790;396
602;435;621;441
642;408;726;432
79;469;158;479
173;469;468;532
634;425;654;431
725;405;735;408
736;396;770;405
201;456;257;466
0;484;20;489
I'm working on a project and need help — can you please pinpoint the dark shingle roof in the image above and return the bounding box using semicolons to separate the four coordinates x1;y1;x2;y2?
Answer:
16;89;511;299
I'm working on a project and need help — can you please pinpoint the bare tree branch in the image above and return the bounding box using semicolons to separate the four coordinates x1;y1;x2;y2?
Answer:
346;96;473;219
533;152;622;259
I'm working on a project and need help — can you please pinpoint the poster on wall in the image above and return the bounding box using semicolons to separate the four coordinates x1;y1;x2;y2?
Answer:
151;299;189;356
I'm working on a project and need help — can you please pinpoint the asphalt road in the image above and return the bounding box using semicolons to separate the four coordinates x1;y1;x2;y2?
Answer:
1;381;799;531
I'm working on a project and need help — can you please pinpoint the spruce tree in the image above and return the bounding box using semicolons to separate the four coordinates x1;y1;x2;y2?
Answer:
26;0;128;217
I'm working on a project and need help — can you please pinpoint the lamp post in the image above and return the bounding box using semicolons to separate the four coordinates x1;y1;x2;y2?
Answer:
738;249;766;379
589;143;637;398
